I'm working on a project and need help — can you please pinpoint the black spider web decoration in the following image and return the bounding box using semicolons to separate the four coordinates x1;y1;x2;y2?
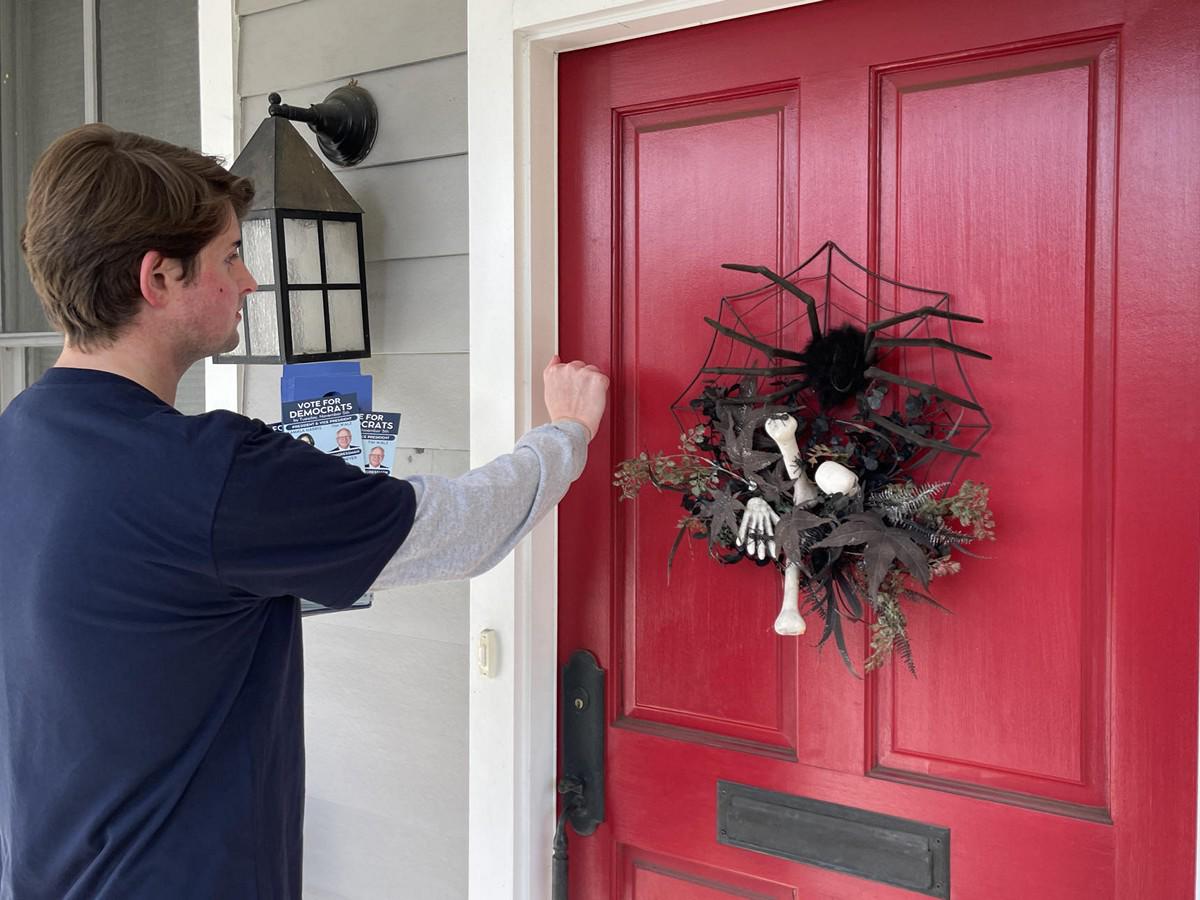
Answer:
670;240;991;490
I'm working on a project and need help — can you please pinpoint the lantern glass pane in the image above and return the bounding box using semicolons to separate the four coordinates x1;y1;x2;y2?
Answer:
241;218;275;285
246;290;280;358
328;289;365;352
323;220;360;284
283;218;322;284
288;290;327;354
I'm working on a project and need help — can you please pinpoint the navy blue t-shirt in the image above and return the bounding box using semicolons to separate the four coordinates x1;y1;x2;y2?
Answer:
0;368;416;898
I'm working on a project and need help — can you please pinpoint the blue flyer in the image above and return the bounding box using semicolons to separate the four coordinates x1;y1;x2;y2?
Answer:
280;393;365;470
361;412;402;475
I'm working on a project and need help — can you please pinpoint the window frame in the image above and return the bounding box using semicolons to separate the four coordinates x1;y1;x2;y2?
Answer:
0;0;98;404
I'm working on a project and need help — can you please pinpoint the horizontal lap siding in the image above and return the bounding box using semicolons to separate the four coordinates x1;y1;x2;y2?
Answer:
236;4;468;897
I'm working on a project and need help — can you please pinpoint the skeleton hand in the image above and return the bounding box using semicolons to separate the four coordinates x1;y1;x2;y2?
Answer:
736;497;779;560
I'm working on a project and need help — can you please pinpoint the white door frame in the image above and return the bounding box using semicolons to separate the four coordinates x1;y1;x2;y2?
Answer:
198;0;240;414
466;3;815;897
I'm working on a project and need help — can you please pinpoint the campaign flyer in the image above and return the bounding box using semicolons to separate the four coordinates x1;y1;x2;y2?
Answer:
361;411;402;475
280;393;365;469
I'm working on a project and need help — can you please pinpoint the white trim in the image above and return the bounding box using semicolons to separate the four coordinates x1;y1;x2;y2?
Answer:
0;345;25;410
0;335;62;410
467;3;819;897
198;0;242;414
0;332;62;348
82;0;99;123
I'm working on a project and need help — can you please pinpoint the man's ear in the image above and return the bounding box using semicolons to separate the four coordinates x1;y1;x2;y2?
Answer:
138;250;183;309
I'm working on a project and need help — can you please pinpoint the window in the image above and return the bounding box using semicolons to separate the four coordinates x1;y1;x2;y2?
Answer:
0;0;203;413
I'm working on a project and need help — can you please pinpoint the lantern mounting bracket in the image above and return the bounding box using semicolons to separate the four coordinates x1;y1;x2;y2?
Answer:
268;82;378;167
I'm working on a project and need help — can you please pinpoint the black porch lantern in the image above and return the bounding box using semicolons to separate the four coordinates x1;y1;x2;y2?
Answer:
215;83;378;364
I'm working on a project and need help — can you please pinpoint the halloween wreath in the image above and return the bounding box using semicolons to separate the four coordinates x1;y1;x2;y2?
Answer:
614;242;995;676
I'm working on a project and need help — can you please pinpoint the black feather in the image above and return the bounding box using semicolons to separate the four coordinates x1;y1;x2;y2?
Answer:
798;324;871;409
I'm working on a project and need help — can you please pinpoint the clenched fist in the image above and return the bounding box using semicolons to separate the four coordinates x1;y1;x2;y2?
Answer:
544;356;609;442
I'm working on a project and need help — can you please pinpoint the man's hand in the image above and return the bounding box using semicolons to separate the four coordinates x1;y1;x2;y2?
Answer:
544;356;609;442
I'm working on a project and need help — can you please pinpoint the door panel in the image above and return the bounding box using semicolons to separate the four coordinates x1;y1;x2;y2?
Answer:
559;1;1199;897
871;35;1117;814
619;88;800;758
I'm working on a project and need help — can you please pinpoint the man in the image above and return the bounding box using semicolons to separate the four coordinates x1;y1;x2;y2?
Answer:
365;445;389;474
0;124;608;899
334;426;356;451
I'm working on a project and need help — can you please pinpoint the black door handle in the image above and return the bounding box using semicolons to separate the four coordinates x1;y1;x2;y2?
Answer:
553;650;606;899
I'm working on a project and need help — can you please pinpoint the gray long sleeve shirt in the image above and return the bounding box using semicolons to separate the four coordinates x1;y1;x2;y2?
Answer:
371;420;589;588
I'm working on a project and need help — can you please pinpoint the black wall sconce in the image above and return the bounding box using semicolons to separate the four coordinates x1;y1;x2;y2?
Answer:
214;82;378;365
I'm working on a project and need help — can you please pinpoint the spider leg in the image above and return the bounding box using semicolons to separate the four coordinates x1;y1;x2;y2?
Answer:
700;365;807;376
866;306;983;333
714;382;806;405
864;307;984;351
722;262;822;340
867;411;981;457
704;317;806;361
871;337;992;361
862;367;984;412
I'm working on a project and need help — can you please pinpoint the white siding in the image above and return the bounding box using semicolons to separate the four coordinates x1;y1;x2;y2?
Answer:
237;1;469;894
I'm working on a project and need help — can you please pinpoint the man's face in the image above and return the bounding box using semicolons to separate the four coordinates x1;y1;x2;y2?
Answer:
336;428;352;448
369;448;384;466
169;208;257;361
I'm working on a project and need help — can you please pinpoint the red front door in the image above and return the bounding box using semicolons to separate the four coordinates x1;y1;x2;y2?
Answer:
558;0;1200;897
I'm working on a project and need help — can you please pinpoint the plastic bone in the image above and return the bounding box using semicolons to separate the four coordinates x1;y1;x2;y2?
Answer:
776;565;806;635
765;414;803;479
737;497;779;560
814;459;859;497
763;414;808;636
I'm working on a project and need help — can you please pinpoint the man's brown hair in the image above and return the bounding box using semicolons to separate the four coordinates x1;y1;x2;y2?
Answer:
21;124;255;350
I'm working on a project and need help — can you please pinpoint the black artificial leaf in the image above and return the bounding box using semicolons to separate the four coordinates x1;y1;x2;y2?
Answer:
666;523;688;580
816;584;838;646
862;531;931;597
814;585;861;678
832;609;861;678
753;470;784;505
833;569;863;620
902;587;952;612
886;531;931;587
700;488;745;552
863;541;894;599
739;449;780;473
813;512;887;549
775;508;832;563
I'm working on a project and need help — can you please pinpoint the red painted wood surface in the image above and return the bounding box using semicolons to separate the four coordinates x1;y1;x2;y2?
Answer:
557;1;1199;897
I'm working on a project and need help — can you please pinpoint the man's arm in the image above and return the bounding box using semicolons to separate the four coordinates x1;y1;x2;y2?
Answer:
370;356;608;589
370;420;587;588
